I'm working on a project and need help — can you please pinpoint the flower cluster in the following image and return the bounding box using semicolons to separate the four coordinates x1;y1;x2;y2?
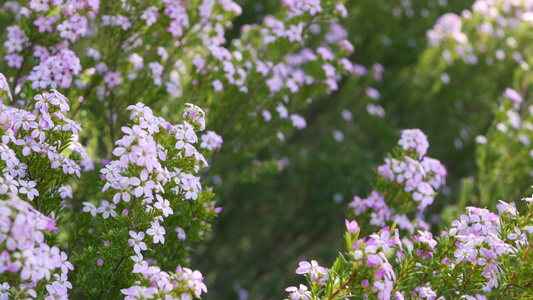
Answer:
200;131;223;151
0;195;73;299
347;129;446;239
0;74;91;298
77;103;220;299
285;117;533;299
450;207;512;289
4;25;28;69
99;103;209;204
189;2;356;132
428;1;533;71
349;191;389;228
375;130;446;211
286;222;401;300
397;129;429;159
357;228;399;299
3;1;97;93
287;195;533;300
90;102;211;235
427;13;466;47
121;265;207;300
412;230;438;259
0;76;91;213
28;49;82;90
72;0;243;110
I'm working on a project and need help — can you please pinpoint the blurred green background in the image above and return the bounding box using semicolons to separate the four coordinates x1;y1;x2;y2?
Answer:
191;0;496;299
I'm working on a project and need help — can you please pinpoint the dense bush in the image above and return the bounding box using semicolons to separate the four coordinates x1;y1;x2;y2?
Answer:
1;0;533;299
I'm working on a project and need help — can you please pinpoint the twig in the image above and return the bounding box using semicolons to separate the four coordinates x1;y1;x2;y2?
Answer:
329;273;356;300
96;255;127;300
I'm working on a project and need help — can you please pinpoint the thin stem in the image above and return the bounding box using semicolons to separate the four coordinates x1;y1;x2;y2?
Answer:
438;238;456;261
10;41;34;99
329;273;356;300
497;246;531;300
82;283;98;299
459;264;477;295
392;256;415;294
96;255;127;300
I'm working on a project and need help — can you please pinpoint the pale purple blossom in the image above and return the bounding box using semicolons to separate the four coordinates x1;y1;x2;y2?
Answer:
97;200;116;219
128;231;148;254
147;221;166;244
295;260;328;282
285;284;311;300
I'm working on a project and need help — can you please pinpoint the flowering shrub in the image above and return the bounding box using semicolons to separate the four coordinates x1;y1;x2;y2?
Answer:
0;74;218;298
0;0;361;157
286;130;533;300
412;0;533;157
461;87;533;209
0;80;87;298
74;102;217;299
2;0;533;299
0;0;377;297
0;196;72;299
349;129;446;234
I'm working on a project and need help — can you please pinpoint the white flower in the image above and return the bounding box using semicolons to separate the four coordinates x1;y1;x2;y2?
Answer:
97;200;116;219
82;202;97;217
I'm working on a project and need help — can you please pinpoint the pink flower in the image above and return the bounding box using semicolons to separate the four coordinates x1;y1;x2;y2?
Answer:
290;114;306;130
262;110;272;122
128;231;147;254
453;243;476;265
366;87;380;100
503;88;522;108
0;282;10;299
97;200;116;219
154;195;173;217
103;71;122;89
368;227;396;254
34;93;54;111
285;284;311;300
141;6;159;26
295;260;327;282
129;169;156;199
19;180;39;200
175;227;186;241
4;26;27;53
345;220;359;234
212;79;223;92
147;221;166;244
285;23;303;42
129;53;144;69
176;266;207;297
276;103;288;119
82;202;97;217
317;47;334;61
52;273;72;293
413;231;437;250
112;181;132;204
398;129;429;158
131;254;148;274
200;131;223;151
415;286;437;300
